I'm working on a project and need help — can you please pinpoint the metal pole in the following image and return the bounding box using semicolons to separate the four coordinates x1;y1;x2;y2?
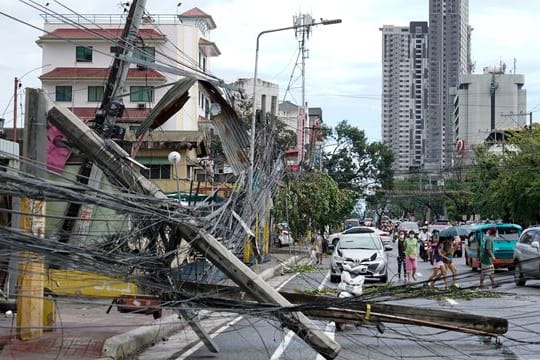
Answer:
13;77;18;142
248;19;342;206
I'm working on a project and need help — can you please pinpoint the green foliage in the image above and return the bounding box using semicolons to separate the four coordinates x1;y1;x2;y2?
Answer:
274;172;358;239
324;121;394;196
470;124;540;225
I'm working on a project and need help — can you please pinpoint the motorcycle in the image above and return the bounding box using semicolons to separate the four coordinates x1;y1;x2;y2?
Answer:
336;262;365;331
419;240;430;262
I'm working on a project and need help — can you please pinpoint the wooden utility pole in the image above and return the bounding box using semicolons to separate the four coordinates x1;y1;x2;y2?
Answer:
16;88;48;339
177;281;509;336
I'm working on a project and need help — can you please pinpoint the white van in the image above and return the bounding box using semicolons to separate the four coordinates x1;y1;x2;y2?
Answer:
275;223;294;247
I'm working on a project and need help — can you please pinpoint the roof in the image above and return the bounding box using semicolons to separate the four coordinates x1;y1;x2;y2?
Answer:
40;67;166;81
199;38;221;57
69;107;150;122
38;28;166;41
178;7;216;30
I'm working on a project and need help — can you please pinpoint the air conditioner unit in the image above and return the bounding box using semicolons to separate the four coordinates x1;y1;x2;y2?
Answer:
137;103;146;110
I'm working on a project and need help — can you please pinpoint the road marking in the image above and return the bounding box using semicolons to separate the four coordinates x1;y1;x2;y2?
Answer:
270;330;295;360
270;270;332;359
178;273;300;360
446;298;458;305
318;270;330;291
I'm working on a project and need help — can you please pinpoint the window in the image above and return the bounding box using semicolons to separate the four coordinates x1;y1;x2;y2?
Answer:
130;86;154;102
134;47;155;63
141;165;171;180
55;86;72;102
88;86;104;102
76;46;92;62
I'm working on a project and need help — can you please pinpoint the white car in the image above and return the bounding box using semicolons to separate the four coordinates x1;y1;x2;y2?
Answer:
514;226;540;286
330;233;391;283
328;226;393;249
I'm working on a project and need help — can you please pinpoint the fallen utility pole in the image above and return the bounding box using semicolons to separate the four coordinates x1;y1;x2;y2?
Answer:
177;281;508;336
47;104;341;359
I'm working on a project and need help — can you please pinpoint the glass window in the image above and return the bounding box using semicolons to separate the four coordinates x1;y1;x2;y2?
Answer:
88;86;104;102
141;165;171;180
134;47;155;63
76;46;92;62
520;232;532;245
130;86;154;102
55;86;72;102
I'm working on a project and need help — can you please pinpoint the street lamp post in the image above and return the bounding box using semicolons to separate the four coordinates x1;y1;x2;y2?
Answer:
168;151;182;202
248;18;341;206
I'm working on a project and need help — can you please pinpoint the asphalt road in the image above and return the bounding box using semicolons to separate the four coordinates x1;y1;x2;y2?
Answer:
137;244;540;359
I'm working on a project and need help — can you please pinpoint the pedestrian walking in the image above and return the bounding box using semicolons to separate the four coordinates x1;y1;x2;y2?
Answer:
314;231;324;265
396;230;406;280
440;236;458;287
404;230;418;283
479;227;499;289
426;237;447;288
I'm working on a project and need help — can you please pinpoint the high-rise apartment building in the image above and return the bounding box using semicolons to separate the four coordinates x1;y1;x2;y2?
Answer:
426;0;471;170
381;22;428;175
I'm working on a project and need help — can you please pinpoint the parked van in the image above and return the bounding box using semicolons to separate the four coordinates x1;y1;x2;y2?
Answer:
464;223;522;270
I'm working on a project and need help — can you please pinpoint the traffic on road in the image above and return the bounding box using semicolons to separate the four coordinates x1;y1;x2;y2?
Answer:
137;221;540;359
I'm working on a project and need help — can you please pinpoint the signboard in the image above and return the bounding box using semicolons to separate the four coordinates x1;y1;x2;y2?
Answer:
296;107;305;164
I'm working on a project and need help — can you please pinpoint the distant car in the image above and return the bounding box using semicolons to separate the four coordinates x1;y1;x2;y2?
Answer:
274;223;293;247
328;226;392;249
330;233;391;283
514;226;540;286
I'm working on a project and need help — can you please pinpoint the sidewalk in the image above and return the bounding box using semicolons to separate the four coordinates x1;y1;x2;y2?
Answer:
0;247;308;360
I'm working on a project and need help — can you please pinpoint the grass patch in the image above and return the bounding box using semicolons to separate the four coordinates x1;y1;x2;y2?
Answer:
363;283;502;301
304;287;335;296
284;263;318;274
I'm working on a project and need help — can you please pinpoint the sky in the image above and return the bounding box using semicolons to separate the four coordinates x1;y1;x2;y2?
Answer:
1;0;540;142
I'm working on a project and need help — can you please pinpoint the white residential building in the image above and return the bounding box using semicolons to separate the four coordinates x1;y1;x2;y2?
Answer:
233;78;279;117
38;7;219;132
453;66;526;164
37;7;221;194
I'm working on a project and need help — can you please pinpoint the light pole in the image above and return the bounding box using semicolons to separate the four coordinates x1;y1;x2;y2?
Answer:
168;151;181;202
248;18;341;205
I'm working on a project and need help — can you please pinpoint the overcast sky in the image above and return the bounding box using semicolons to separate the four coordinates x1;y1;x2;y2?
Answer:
1;0;540;141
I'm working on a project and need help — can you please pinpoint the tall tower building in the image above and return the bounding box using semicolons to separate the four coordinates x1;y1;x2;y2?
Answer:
381;22;428;175
426;0;470;171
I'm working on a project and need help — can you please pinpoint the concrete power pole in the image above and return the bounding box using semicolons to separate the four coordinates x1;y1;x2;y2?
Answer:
16;88;48;340
61;0;146;243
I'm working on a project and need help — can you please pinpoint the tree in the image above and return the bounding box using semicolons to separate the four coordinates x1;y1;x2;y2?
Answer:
324;120;394;196
273;173;357;239
471;125;540;225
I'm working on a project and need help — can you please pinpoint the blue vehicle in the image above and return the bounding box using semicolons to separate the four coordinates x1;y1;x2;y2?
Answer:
464;223;522;270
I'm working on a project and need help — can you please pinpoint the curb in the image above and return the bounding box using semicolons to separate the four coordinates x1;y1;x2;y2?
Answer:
100;314;185;359
101;251;308;359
